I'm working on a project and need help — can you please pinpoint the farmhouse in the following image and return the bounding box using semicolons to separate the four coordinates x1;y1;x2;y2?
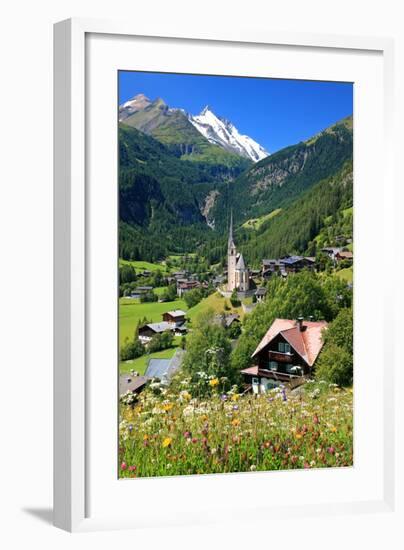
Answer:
162;309;186;326
119;374;149;398
138;310;187;343
241;317;328;393
138;322;174;343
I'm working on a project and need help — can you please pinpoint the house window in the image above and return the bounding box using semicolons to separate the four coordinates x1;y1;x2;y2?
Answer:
269;361;278;371
278;342;291;353
252;377;259;385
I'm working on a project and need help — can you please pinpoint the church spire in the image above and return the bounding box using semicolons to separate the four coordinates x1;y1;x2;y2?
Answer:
228;209;234;247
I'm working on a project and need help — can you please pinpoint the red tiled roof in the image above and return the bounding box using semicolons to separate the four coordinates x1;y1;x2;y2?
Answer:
252;318;328;366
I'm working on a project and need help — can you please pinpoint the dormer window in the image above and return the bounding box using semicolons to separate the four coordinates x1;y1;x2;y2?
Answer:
278;342;291;354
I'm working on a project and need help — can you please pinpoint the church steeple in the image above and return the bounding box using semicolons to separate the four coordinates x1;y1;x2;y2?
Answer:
228;210;235;248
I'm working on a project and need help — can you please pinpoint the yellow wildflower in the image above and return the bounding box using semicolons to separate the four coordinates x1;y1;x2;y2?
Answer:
231;418;240;427
295;432;303;440
209;378;219;387
162;403;173;412
330;426;337;433
143;434;149;441
231;394;239;401
162;437;172;448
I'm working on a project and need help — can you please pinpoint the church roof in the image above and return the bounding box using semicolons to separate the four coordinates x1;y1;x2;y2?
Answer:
236;253;246;270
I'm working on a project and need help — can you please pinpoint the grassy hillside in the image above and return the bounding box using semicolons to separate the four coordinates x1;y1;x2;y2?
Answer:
237;160;353;264
186;291;243;322
242;208;282;230
336;267;353;284
119;258;169;274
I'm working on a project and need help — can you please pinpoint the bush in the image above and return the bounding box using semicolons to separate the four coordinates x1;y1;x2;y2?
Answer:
182;310;236;396
147;331;174;353
315;344;353;386
230;289;241;307
119;264;136;284
228;321;242;339
120;337;144;361
183;287;207;308
140;291;158;303
315;307;353;386
160;284;177;302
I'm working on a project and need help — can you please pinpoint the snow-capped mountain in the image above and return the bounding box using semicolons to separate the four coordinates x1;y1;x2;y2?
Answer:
188;106;269;162
119;93;152;121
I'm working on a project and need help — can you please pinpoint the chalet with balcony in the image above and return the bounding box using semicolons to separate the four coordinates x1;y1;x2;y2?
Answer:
241;317;328;393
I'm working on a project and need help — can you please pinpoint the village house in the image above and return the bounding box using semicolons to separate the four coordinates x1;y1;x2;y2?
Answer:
138;311;188;343
262;256;315;279
281;255;316;273
119;350;186;398
176;279;200;297
130;285;154;299
162;309;186;326
138;321;175;343
119;374;149;398
335;250;353;263
214;313;241;329
321;247;341;262
255;287;267;302
241;317;328;393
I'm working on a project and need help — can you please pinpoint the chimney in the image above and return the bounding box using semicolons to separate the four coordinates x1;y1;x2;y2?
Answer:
297;316;304;331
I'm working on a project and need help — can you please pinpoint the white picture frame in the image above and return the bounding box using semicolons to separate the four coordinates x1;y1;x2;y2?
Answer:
54;18;400;534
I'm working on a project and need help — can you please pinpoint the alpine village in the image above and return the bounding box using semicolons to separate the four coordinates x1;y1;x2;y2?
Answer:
118;93;354;478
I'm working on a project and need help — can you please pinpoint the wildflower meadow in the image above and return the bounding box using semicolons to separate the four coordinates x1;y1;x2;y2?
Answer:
119;380;353;478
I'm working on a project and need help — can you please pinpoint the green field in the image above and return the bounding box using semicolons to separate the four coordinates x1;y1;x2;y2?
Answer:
187;291;243;322
336;267;353;284
120;347;177;375
242;209;282;230
119;297;187;346
119;258;169;274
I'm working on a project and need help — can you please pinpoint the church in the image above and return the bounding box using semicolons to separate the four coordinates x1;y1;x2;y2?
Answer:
227;212;250;293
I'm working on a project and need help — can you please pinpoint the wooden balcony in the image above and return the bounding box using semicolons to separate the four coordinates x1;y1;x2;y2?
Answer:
268;350;293;362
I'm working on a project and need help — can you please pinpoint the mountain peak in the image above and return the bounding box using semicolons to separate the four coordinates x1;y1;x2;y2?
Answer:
200;105;212;116
189;106;269;162
119;93;152;121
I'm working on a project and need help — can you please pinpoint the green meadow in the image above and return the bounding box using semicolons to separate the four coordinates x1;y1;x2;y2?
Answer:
242;208;282;230
119;258;169;274
186;291;243;322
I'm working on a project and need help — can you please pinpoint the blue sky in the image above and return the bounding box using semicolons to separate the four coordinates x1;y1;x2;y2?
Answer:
119;71;353;153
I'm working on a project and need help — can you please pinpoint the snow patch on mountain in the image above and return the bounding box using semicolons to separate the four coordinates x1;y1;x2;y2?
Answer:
119;93;152;121
188;106;269;162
